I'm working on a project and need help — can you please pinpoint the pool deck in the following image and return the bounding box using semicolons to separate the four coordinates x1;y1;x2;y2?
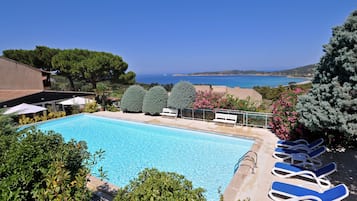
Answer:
88;111;311;200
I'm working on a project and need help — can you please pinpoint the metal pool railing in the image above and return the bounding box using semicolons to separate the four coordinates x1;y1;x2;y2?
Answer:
179;108;273;128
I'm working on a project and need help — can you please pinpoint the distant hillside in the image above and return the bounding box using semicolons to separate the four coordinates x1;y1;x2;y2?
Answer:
186;64;316;77
271;64;315;77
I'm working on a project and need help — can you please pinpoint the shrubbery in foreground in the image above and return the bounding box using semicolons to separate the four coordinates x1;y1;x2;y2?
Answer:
120;85;146;112
114;168;206;201
0;113;105;201
142;86;168;115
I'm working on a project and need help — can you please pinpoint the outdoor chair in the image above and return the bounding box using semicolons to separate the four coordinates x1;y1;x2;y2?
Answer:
276;138;324;150
272;162;337;189
273;146;326;168
268;181;349;201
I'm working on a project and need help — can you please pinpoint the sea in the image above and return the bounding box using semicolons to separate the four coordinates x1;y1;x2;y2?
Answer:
136;74;308;88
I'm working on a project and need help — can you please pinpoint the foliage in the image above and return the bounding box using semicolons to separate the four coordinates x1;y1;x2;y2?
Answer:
297;10;357;145
120;85;146;112
3;46;135;91
18;111;66;125
193;90;224;109
51;49;88;90
142;86;168;115
0;112;16;136
114;168;206;201
254;84;313;101
3;46;60;71
167;81;196;109
106;104;120;112
95;83;109;109
253;85;287;101
219;94;259;112
83;101;98;113
0;118;90;200
119;71;136;85
270;88;306;140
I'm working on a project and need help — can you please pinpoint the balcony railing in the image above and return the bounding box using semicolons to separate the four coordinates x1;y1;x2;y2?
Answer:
179;108;272;128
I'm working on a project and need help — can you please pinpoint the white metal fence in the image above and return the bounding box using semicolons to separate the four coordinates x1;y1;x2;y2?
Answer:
179;108;272;128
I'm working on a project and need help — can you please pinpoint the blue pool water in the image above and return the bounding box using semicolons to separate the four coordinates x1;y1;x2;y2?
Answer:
36;114;254;200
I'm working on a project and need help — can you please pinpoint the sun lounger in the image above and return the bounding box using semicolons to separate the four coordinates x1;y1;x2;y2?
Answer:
276;138;324;150
273;146;326;168
272;162;337;189
269;181;349;201
160;108;178;117
213;113;237;125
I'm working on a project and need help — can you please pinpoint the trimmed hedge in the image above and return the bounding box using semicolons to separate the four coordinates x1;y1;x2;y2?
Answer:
167;81;196;109
120;85;146;112
142;86;168;115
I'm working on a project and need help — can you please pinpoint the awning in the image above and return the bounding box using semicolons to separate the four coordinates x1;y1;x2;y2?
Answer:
59;97;94;105
3;103;47;115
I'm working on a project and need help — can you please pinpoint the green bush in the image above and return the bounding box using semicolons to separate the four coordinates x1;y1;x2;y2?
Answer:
167;81;196;109
0;127;90;200
219;94;258;112
106;104;120;112
0;113;107;200
142;86;168;115
83;101;98;113
120;85;147;112
114;168;206;201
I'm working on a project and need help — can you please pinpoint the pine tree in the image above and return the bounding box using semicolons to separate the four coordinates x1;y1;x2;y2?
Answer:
297;10;357;143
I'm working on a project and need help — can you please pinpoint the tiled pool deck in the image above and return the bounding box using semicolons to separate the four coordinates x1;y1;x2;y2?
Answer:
88;111;310;200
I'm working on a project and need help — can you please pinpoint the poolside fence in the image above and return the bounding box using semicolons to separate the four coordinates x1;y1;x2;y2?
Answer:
179;108;273;128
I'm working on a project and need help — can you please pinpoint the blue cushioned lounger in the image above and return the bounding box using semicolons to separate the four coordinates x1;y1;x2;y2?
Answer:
269;181;349;201
273;146;326;168
277;138;324;150
272;162;337;189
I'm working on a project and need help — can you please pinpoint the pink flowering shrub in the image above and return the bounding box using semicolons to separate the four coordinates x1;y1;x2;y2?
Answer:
219;95;258;112
269;88;306;140
193;90;224;109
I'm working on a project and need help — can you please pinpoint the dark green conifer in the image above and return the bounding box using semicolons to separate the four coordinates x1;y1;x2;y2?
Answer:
297;10;357;142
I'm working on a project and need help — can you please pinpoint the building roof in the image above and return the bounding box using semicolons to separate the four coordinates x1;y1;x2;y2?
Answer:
0;90;43;102
194;85;262;104
0;90;95;108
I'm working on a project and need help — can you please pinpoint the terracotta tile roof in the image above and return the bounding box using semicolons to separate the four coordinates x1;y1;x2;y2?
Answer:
194;85;262;104
0;90;43;102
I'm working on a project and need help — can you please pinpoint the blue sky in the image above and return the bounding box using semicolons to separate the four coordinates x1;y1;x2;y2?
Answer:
0;1;356;74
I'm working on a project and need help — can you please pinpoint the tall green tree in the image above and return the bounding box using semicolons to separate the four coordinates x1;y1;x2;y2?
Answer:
51;49;88;90
3;46;59;71
297;10;357;144
33;46;60;71
3;49;36;66
52;49;134;90
78;51;129;88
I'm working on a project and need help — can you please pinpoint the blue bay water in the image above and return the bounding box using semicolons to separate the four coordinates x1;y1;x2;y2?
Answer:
36;114;253;201
136;74;307;88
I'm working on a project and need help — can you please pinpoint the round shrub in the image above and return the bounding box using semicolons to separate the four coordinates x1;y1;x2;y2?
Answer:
142;86;168;115
114;168;206;201
167;81;196;109
120;85;146;112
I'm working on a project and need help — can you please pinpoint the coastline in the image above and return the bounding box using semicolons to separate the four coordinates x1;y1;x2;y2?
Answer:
173;73;313;79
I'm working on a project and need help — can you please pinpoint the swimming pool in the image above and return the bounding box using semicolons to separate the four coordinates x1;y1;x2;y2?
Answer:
36;114;254;200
